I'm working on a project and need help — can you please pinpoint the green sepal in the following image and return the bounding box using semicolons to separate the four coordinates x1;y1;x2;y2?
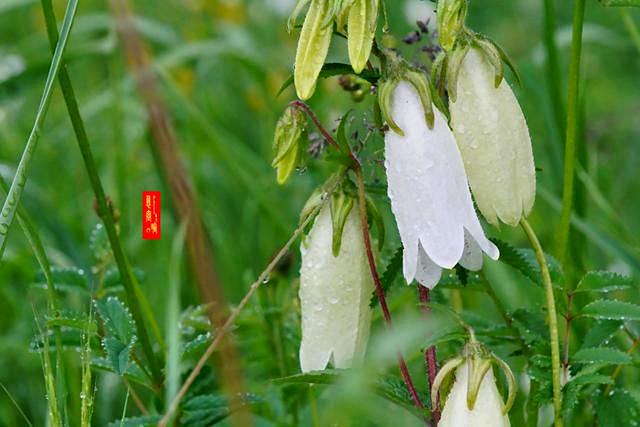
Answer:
404;69;435;129
481;35;523;86
473;38;504;88
445;43;470;103
336;0;356;34
377;77;403;135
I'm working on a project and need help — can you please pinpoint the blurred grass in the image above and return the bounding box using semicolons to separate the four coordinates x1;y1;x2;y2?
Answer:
0;0;639;425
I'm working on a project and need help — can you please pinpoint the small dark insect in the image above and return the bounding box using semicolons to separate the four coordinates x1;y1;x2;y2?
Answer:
403;31;422;45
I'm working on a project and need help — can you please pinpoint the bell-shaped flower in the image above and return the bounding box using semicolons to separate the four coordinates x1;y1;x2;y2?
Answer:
449;47;536;227
299;202;374;372
433;339;515;427
438;361;511;426
382;79;498;288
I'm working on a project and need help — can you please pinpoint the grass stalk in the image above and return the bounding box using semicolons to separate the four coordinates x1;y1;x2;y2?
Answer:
556;0;587;267
38;0;163;387
0;0;78;259
521;219;563;427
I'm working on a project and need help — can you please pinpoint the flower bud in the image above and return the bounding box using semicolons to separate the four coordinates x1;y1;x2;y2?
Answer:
347;0;379;74
437;0;468;51
294;0;336;100
433;340;515;427
272;106;306;184
449;47;536;226
383;80;498;288
299;202;374;371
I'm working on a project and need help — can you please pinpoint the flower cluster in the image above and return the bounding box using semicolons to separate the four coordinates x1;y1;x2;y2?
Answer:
273;0;538;423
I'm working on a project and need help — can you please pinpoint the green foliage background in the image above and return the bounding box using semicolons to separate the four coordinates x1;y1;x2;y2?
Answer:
0;0;638;426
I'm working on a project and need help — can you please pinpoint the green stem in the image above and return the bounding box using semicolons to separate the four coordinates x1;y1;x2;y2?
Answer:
39;0;163;387
521;219;563;427
557;0;586;267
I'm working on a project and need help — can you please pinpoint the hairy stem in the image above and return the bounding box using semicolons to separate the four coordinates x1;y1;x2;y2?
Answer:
39;0;163;387
521;219;563;427
557;0;586;267
418;287;439;426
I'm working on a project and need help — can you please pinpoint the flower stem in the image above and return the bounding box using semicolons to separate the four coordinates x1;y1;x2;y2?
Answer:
557;0;586;267
39;0;163;387
418;286;440;427
521;219;563;427
355;167;426;417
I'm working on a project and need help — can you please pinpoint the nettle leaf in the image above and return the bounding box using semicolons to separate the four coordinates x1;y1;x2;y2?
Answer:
512;309;549;350
182;332;212;358
34;266;89;293
581;320;622;349
580;299;640;320
595;389;640;427
91;357;149;386
95;297;137;343
575;271;633;294
491;239;565;287
181;393;262;427
103;337;136;374
107;415;161;427
562;374;614;417
370;246;403;308
572;347;632;365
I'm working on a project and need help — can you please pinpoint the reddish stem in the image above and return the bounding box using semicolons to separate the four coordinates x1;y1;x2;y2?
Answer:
418;286;440;426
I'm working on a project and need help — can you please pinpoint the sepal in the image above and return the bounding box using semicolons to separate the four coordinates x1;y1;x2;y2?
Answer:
272;106;307;184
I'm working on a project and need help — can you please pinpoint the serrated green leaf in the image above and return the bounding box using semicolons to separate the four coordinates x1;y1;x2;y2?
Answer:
91;357;150;386
595;389;640;427
575;271;633;293
491;239;565;287
581;320;622;349
572;347;631;365
273;369;343;385
581;299;640;320
103;337;136;375
102;267;146;288
95;297;137;343
89;223;111;262
182;332;212;358
562;374;613;417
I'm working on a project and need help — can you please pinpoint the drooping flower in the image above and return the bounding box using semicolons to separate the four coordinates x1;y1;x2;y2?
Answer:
381;77;498;288
299;202;373;372
433;339;515;427
449;47;536;227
